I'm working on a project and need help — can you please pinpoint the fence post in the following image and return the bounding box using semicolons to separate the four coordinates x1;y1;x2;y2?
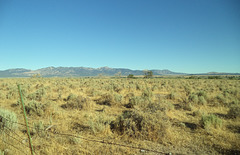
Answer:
18;84;35;155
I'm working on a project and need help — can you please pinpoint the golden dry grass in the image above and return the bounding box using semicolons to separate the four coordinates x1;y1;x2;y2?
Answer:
0;77;239;154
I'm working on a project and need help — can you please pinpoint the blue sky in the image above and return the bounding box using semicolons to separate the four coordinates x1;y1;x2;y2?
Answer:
0;0;239;73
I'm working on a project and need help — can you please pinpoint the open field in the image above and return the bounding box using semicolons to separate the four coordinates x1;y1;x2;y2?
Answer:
0;77;239;154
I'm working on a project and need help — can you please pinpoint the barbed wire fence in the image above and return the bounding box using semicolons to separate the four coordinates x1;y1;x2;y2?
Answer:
0;84;169;154
0;124;29;154
0;115;167;155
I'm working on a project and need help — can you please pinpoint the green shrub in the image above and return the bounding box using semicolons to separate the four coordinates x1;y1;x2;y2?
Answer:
64;93;77;101
61;95;89;110
146;101;173;113
189;92;207;105
216;94;226;104
110;110;170;142
25;101;45;116
27;93;36;100
33;121;46;137
35;88;46;100
151;85;158;91
1;83;8;87
167;92;179;100
28;88;46;101
68;137;82;145
193;110;202;117
136;83;142;90
126;96;153;110
198;96;207;105
142;89;153;99
88;113;113;134
125;96;141;108
124;93;135;102
112;84;122;93
114;94;122;103
197;91;207;99
180;102;192;111
200;114;222;129
227;105;240;119
0;109;18;131
95;94;114;106
184;86;192;96
189;94;199;104
229;99;239;105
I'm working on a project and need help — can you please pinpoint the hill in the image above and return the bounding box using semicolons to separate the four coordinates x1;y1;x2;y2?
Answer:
0;66;184;77
0;67;239;77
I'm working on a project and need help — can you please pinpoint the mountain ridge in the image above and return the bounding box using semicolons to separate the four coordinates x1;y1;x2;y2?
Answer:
0;66;184;77
0;67;239;77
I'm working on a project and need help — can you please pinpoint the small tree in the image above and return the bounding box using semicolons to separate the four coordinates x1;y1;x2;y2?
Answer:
144;70;153;78
127;74;134;78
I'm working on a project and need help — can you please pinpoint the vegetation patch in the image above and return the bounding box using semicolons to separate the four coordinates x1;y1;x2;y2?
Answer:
27;88;46;101
88;113;113;134
227;105;240;119
33;121;46;137
110;110;170;142
0;77;239;154
61;95;90;110
0;108;18;131
124;96;141;108
25;100;47;116
200;114;222;129
95;94;114;106
72;122;91;132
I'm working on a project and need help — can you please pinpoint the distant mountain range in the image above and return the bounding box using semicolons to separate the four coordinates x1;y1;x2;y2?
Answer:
0;66;184;77
0;67;239;77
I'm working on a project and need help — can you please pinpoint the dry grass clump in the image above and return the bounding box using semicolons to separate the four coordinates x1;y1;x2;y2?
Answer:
200;114;222;129
32;121;46;137
124;96;142;109
25;100;47;116
61;94;91;110
110;110;170;142
187;91;208;106
176;101;193;111
94;93;114;106
0;108;18;131
87;113;114;135
27;88;46;101
227;105;240;119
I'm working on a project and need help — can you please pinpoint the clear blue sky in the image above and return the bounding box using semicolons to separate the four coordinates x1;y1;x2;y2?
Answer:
0;0;239;73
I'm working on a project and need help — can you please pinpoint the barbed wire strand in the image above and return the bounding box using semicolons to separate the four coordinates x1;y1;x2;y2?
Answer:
0;132;28;155
4;123;26;138
3;127;30;148
1;115;166;154
54;132;165;154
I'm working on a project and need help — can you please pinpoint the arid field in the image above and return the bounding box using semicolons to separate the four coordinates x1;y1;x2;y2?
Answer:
0;77;239;154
